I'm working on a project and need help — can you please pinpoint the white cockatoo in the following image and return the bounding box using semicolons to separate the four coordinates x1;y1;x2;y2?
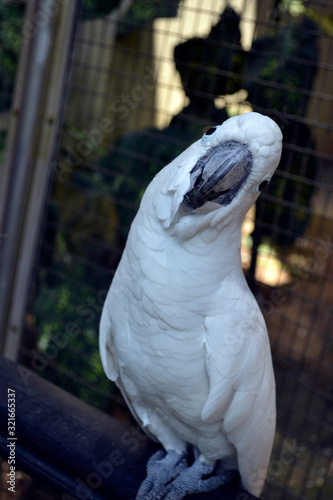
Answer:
100;112;282;499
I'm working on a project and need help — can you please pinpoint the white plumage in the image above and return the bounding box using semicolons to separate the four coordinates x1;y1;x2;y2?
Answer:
100;112;282;498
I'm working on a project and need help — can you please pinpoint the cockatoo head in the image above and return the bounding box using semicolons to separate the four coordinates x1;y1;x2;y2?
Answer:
182;112;282;215
150;112;282;234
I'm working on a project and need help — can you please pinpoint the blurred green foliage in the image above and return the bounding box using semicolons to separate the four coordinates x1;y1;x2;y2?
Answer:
33;261;113;409
81;0;121;19
0;3;24;111
0;131;7;163
81;0;181;33
122;0;181;31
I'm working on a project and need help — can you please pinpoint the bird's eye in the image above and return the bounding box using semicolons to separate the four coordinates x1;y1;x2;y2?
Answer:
204;126;217;136
258;180;269;192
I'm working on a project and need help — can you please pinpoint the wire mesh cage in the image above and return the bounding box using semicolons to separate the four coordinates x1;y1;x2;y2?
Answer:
1;0;333;498
0;1;24;162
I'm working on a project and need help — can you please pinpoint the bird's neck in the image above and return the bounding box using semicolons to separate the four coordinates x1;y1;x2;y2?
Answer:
169;203;247;273
174;221;247;287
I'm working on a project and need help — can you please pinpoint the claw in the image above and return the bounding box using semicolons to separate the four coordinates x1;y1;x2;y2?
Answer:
163;459;235;500
136;450;188;500
136;450;235;500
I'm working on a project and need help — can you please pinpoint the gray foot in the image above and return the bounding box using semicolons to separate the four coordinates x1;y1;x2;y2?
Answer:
136;449;187;500
136;449;235;500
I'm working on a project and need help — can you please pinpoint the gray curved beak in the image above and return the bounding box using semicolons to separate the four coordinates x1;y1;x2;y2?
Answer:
183;140;252;210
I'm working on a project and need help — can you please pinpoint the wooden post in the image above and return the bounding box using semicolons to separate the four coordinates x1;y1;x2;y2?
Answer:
0;0;79;360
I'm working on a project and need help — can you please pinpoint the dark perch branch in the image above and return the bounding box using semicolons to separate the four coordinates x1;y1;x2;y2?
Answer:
0;356;259;499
